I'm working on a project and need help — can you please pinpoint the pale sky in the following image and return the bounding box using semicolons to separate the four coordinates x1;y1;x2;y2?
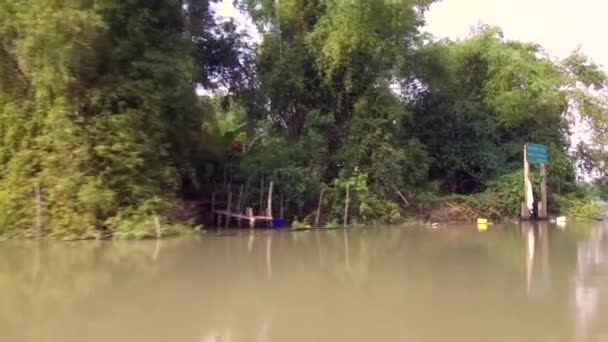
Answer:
216;0;607;68
425;0;607;68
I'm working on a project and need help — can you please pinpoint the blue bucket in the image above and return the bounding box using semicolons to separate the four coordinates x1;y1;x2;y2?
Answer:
272;218;286;228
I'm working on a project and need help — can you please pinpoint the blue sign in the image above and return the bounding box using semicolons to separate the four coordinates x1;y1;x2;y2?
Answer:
526;143;549;164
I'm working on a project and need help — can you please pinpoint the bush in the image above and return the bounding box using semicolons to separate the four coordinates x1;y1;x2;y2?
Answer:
554;193;603;219
329;171;402;225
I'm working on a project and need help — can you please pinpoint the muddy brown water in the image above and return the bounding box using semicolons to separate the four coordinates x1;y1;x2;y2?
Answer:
1;222;607;342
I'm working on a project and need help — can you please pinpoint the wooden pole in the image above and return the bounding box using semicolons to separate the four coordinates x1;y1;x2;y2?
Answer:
223;164;228;188
315;188;325;228
211;191;216;226
540;163;548;219
236;185;244;228
244;177;251;208
522;144;531;220
267;181;274;218
343;184;350;228
236;185;244;214
280;193;284;219
154;215;162;238
259;176;265;215
34;179;42;236
225;184;233;229
246;207;255;229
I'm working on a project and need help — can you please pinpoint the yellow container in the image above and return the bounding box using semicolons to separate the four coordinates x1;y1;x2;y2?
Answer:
477;218;488;224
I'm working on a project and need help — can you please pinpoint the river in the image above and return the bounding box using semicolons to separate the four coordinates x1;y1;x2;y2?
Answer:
1;222;607;341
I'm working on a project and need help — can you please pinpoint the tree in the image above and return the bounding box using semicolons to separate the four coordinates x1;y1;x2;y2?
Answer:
0;0;206;237
405;27;576;193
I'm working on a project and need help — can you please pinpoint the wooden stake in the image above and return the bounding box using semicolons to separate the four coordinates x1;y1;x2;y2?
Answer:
343;184;350;228
236;185;244;228
246;207;255;229
154;215;162;238
34;179;42;236
280;193;284;219
267;181;274;218
211;191;216;224
225;184;233;229
315;188;325;228
244;177;252;208
259;176;265;215
223;164;228;188
522;145;531;220
540;163;548;219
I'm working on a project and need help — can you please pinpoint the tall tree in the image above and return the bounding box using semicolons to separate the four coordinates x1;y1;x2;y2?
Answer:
405;27;578;193
0;0;204;237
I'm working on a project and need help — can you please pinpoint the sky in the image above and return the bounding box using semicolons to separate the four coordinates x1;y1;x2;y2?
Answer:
425;0;607;67
216;0;607;67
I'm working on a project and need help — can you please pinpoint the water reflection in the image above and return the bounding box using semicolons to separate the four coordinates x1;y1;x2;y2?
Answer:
572;223;608;341
1;224;608;342
522;222;551;298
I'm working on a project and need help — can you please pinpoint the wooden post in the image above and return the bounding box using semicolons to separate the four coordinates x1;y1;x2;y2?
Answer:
236;185;244;228
267;181;274;218
522;144;531;220
343;183;350;228
280;193;284;219
315;188;325;228
540;163;548;219
211;191;216;225
223;163;228;188
244;177;251;204
236;185;244;214
153;215;162;238
246;207;255;229
259;176;265;215
225;184;233;229
34;179;42;236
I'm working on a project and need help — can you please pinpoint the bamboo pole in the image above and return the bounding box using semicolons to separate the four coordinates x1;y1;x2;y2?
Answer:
259;176;265;215
267;181;274;218
211;191;216;226
315;188;325;228
225;184;233;229
154;215;162;238
236;185;244;228
236;185;244;214
246;207;255;229
217;211;223;228
244;177;251;203
223;164;227;188
34;179;42;236
343;184;350;228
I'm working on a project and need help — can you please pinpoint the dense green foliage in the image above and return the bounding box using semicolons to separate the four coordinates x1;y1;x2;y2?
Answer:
0;1;607;237
0;0;232;237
